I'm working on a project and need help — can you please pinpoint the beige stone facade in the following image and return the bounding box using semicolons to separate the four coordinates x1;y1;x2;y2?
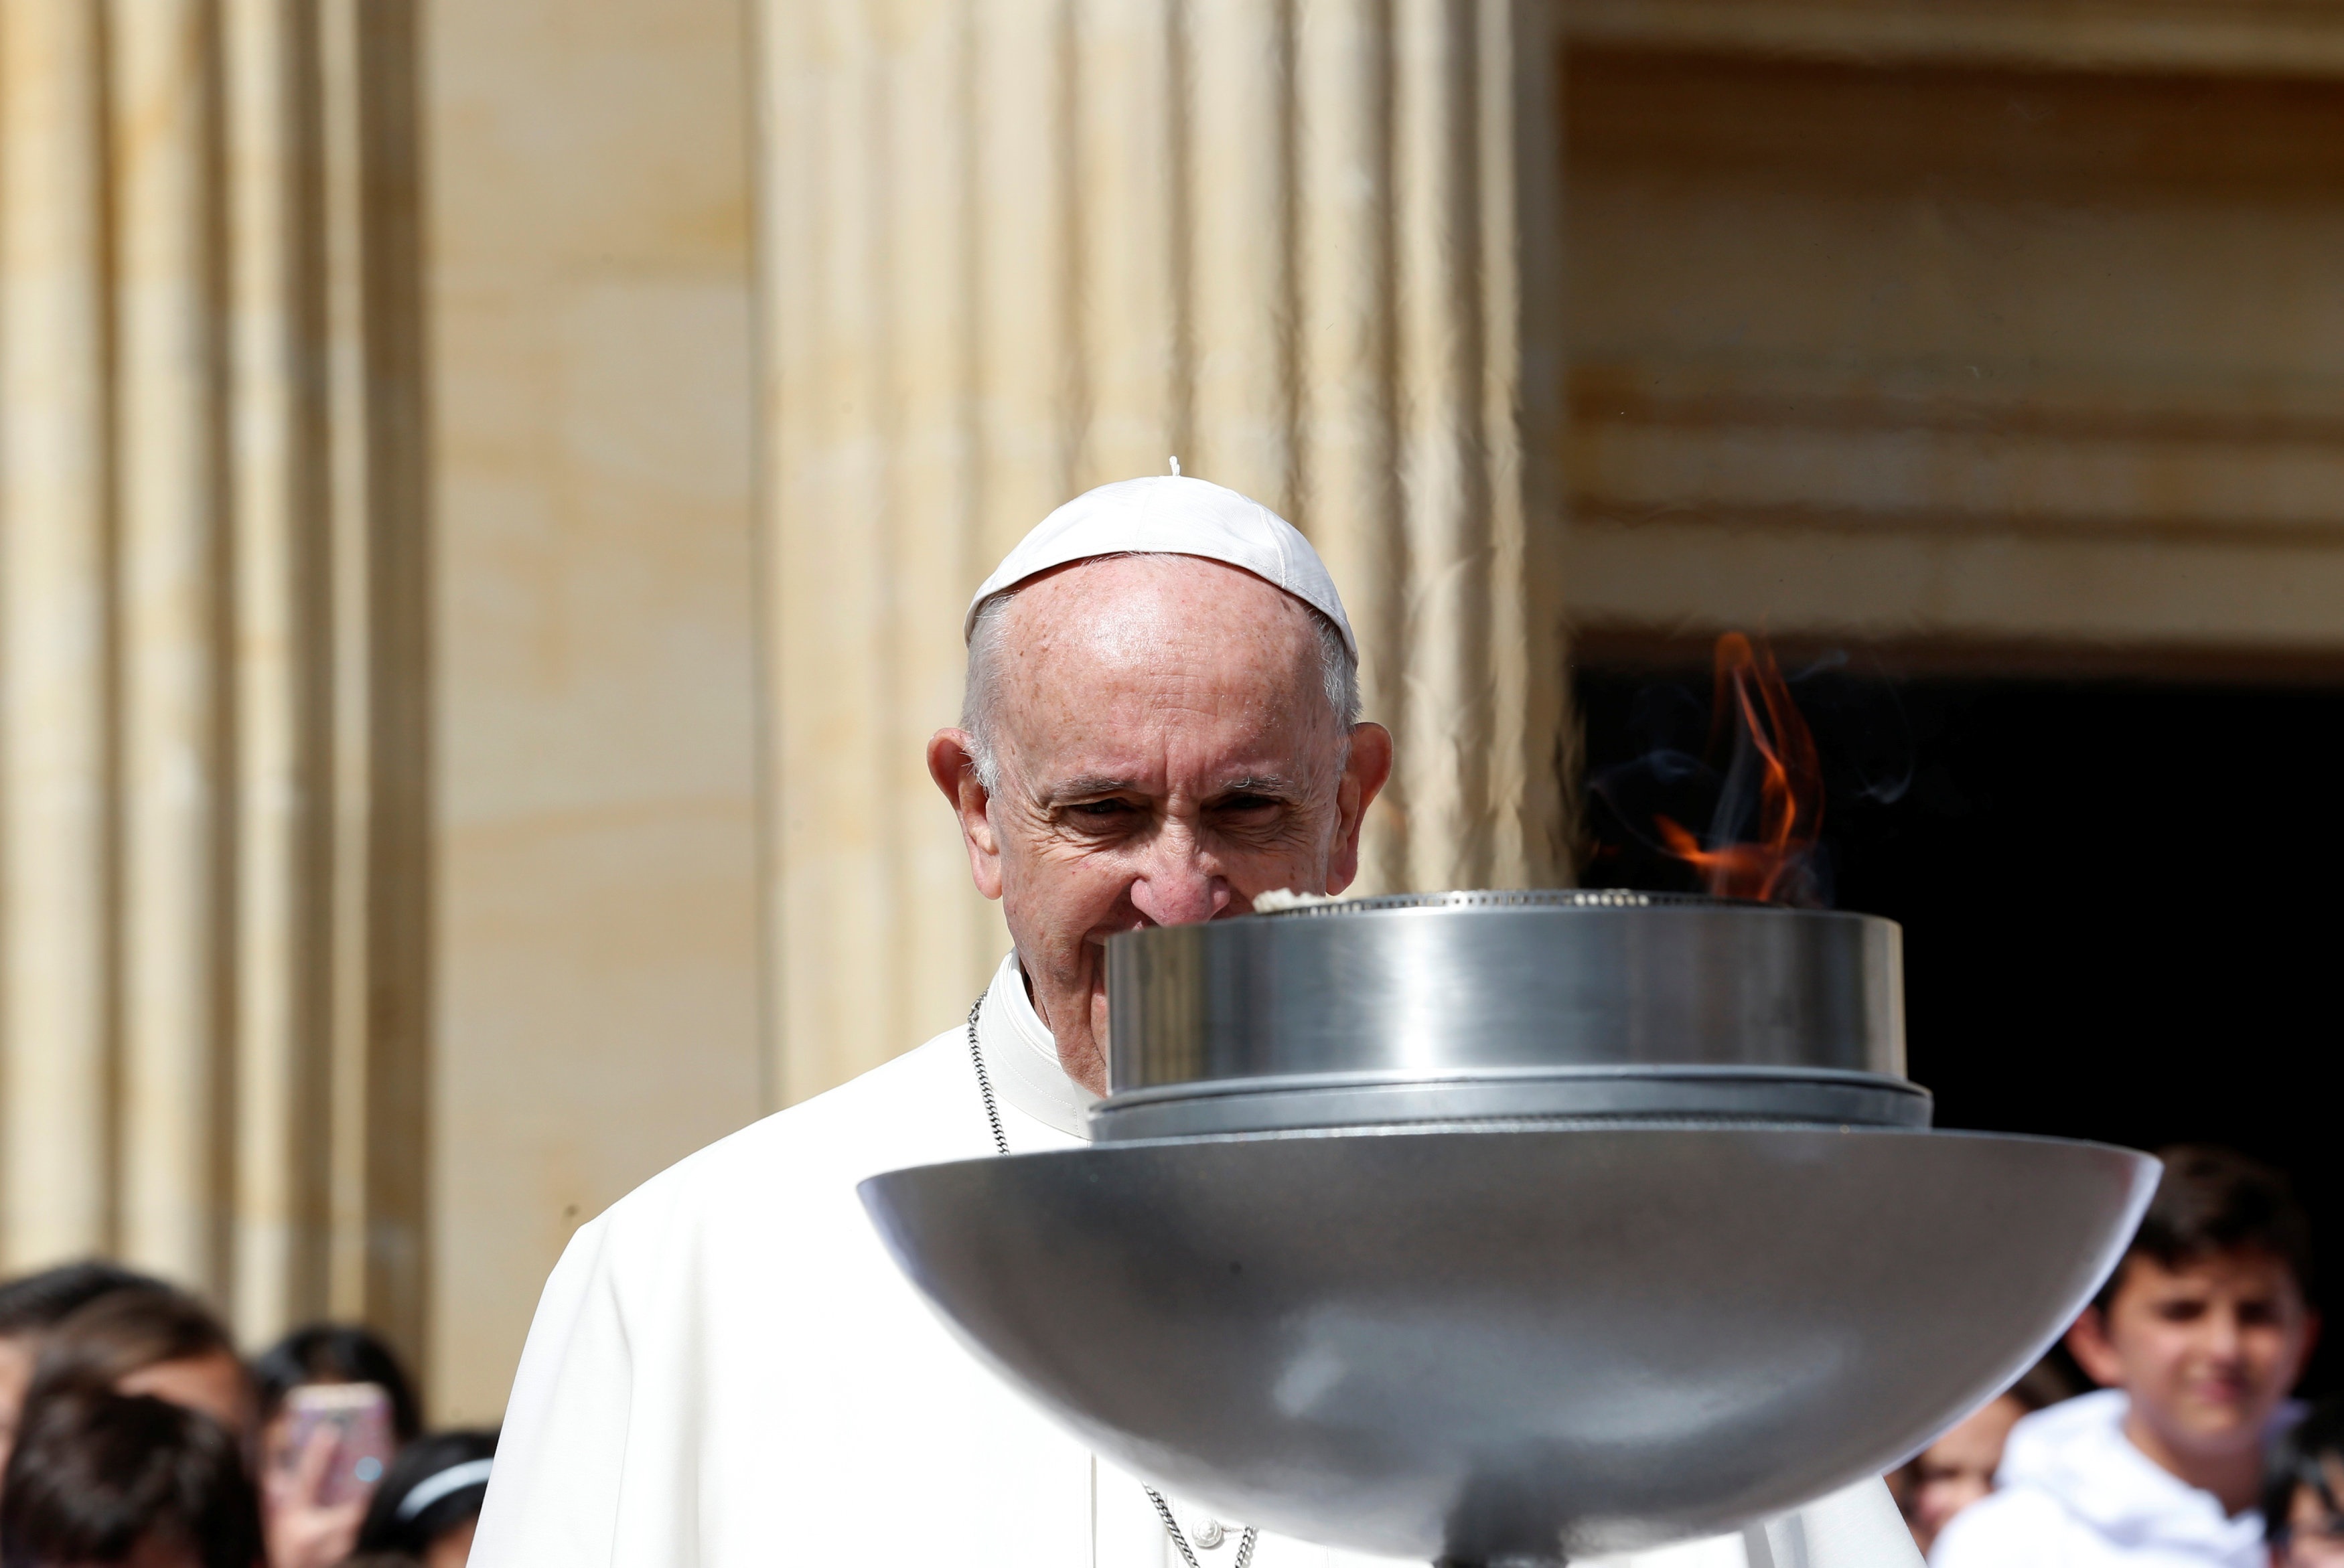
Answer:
2;0;429;1365
1564;18;2344;663
7;0;2344;1421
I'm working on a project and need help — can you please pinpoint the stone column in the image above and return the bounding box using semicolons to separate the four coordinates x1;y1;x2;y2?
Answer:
0;0;426;1356
224;0;325;1339
317;0;431;1373
110;0;227;1296
752;0;1570;1103
1;0;113;1265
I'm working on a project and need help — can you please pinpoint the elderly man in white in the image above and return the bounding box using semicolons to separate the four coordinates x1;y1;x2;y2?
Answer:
470;476;1919;1568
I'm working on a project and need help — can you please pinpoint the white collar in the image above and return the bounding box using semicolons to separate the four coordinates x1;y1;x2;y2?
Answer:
1999;1389;2284;1546
975;951;1099;1142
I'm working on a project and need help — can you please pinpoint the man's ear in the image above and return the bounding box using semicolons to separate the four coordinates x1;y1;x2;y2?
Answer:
927;729;1005;900
2065;1301;2125;1388
1325;722;1395;894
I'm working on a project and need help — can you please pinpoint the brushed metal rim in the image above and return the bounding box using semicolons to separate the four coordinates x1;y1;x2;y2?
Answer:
1090;1066;1933;1140
1250;889;1695;915
1088;1064;1931;1139
1100;1061;1929;1103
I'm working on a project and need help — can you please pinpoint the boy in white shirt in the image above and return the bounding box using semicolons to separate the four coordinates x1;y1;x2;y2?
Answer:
1932;1146;2319;1568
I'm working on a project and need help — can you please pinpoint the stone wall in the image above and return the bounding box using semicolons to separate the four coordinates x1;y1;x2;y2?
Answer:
421;0;763;1422
1562;3;2344;665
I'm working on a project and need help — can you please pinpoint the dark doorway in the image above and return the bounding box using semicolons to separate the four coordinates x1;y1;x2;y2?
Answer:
1576;660;2344;1395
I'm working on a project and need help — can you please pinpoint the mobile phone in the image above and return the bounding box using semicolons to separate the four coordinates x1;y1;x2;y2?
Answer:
280;1382;396;1506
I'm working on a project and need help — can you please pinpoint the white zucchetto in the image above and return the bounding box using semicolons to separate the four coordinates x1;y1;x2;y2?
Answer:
964;475;1357;659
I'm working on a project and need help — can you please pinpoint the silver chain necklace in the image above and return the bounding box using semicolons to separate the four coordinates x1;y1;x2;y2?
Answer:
968;994;1259;1568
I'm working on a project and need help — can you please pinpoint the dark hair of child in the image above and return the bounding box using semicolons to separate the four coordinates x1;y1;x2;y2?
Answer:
0;1264;170;1338
25;1287;237;1397
354;1430;498;1561
2096;1145;2315;1311
2006;1354;2084;1413
0;1381;261;1568
250;1324;423;1443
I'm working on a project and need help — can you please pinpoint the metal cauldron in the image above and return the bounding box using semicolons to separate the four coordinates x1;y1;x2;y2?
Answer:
1096;890;1919;1138
860;893;2157;1565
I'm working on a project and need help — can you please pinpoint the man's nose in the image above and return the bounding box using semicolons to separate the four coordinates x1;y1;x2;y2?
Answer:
1127;832;1231;926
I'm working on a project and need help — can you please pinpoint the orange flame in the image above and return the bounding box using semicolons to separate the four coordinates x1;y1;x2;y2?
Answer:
1654;633;1824;905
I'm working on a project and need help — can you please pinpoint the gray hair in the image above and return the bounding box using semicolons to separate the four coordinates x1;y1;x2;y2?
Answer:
961;562;1362;793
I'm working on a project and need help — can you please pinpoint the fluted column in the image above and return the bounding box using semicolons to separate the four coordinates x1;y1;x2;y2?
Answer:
753;0;1570;1103
315;0;430;1360
2;0;114;1264
224;0;324;1338
0;0;426;1358
111;0;226;1293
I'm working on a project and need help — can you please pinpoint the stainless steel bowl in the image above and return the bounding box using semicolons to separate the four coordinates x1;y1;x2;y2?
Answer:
862;1125;2157;1565
1098;892;1922;1140
867;892;2152;1563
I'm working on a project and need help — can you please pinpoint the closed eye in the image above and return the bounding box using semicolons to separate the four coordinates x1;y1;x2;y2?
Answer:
1216;793;1283;814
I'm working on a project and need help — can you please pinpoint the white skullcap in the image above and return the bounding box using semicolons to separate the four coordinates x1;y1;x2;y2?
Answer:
964;476;1357;659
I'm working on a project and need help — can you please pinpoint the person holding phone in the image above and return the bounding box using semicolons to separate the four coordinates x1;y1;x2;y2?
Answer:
261;1384;396;1568
252;1326;421;1568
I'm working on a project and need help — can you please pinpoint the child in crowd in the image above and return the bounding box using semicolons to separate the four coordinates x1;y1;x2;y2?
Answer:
2266;1399;2344;1568
1893;1357;2079;1555
1932;1146;2319;1568
0;1381;261;1568
0;1263;164;1477
351;1431;497;1568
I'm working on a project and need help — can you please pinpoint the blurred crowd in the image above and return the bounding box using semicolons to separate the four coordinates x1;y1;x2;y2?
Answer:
1893;1144;2337;1568
0;1265;490;1568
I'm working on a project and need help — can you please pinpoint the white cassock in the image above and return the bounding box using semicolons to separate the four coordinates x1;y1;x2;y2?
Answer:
470;953;1923;1568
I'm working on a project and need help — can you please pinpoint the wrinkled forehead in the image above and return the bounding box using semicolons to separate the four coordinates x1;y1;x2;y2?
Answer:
993;556;1335;765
